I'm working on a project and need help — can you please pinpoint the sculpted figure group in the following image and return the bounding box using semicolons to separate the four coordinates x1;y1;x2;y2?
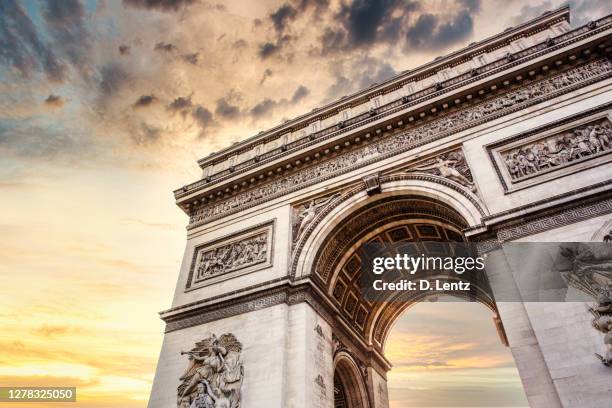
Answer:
590;290;612;367
503;120;612;181
196;234;267;281
178;334;244;408
406;150;476;192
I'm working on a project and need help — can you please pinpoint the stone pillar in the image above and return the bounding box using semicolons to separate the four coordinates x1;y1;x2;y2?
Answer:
148;304;291;408
283;302;334;408
485;249;563;408
369;368;389;408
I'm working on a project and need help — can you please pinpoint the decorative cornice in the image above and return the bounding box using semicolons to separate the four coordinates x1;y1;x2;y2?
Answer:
186;58;612;229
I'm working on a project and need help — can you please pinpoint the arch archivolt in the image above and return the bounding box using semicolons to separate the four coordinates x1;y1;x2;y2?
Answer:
291;173;488;281
290;173;497;351
333;351;371;408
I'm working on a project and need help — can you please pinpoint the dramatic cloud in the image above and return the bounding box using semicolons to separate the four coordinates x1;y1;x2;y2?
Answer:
98;64;130;101
270;3;298;33
122;0;198;12
0;0;66;81
40;0;92;78
132;122;162;145
406;10;475;50
44;94;65;109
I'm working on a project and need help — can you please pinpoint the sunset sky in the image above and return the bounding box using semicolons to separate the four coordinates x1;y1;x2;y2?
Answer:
1;0;611;407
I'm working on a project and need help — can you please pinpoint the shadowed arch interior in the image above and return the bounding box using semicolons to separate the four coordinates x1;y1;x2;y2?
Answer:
311;194;498;348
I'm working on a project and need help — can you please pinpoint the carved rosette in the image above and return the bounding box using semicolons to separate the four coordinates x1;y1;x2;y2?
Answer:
177;333;244;408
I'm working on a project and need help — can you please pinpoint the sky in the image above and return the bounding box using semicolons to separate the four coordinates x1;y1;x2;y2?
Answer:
1;0;611;407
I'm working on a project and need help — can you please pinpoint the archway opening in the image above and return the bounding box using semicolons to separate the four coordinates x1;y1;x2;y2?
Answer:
384;298;528;407
334;356;369;408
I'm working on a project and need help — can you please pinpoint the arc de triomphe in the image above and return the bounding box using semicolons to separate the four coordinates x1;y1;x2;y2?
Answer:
148;7;612;408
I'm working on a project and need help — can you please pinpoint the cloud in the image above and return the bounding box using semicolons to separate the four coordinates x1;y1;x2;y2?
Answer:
154;41;176;52
167;95;193;114
122;0;198;12
182;52;199;64
132;95;156;109
32;324;80;338
260;68;273;84
0;0;66;81
215;97;240;119
131;122;162;145
44;94;65;109
270;3;298;33
259;42;281;59
250;98;278;118
119;45;131;55
98;63;130;101
0;120;86;160
192;105;214;132
291;85;310;103
405;9;475;51
511;1;612;27
40;0;92;79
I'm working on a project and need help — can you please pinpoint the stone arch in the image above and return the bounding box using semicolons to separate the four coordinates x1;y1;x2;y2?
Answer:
291;173;487;281
333;352;370;408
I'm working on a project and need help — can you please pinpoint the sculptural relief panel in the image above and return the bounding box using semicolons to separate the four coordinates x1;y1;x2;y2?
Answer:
177;333;244;408
186;221;274;290
488;108;612;192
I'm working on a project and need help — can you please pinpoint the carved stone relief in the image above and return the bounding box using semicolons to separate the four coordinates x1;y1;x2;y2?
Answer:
177;333;244;408
403;149;476;192
501;114;612;183
488;105;612;192
558;241;612;367
188;58;612;228
187;222;274;289
292;192;341;245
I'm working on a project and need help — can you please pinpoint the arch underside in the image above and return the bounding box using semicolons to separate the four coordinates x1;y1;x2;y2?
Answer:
311;194;496;349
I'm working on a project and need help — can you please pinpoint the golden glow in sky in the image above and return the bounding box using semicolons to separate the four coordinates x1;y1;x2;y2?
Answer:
1;0;610;407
